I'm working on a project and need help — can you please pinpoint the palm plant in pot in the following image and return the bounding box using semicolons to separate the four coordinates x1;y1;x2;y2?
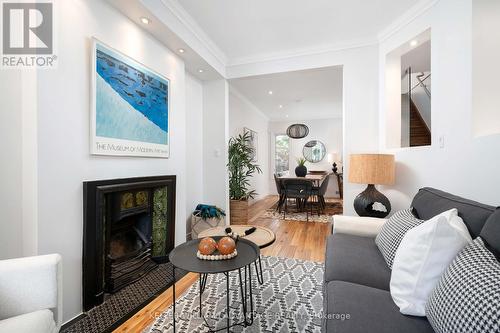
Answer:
227;132;262;225
295;157;308;177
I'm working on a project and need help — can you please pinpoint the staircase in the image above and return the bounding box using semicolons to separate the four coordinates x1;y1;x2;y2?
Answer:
409;99;431;146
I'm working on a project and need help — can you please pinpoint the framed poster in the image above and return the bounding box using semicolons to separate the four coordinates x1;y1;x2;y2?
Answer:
244;127;258;162
91;38;170;158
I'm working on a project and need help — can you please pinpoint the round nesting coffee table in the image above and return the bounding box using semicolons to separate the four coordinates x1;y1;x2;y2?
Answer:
169;237;260;333
198;225;276;284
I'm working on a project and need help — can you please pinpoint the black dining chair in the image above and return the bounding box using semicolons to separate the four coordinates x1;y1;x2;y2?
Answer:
282;179;313;222
312;177;330;215
274;174;285;212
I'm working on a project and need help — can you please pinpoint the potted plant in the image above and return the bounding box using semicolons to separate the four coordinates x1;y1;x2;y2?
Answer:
227;132;262;225
295;157;308;177
191;204;226;239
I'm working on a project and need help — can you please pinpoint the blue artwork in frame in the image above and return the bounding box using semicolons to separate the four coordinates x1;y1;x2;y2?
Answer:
91;38;170;158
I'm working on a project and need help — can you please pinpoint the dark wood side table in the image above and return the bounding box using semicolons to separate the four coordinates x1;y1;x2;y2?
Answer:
169;237;260;333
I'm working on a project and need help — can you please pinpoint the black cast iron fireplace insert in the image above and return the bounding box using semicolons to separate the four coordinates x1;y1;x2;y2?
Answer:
83;176;176;311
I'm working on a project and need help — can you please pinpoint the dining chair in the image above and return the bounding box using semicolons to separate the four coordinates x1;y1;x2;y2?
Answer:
273;174;285;212
312;177;330;214
282;179;313;222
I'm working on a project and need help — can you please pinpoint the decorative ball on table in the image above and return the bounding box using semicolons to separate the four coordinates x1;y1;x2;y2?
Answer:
218;236;236;255
198;237;217;255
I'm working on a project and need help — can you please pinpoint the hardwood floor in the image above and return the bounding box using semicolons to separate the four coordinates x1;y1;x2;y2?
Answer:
114;195;333;332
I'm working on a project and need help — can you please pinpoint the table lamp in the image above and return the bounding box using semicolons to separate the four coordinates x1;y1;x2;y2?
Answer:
348;154;395;218
327;153;338;173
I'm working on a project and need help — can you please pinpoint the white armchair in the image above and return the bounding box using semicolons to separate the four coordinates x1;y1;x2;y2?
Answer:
332;215;388;238
0;254;62;333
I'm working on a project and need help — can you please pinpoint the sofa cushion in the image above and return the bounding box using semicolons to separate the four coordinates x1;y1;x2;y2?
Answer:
426;237;500;333
375;209;424;268
411;187;495;238
480;208;500;258
325;234;391;290
323;281;434;333
0;309;57;333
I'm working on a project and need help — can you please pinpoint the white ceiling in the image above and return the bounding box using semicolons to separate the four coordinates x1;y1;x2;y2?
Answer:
229;66;343;121
177;0;416;63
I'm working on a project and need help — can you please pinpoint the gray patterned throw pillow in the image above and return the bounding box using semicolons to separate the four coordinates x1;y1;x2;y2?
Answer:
375;208;424;268
426;237;500;333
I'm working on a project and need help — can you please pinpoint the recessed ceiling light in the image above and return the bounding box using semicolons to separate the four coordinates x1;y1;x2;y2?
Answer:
198;69;204;73
410;40;418;47
178;48;185;53
140;17;151;25
279;104;283;108
285;114;289;118
268;90;273;95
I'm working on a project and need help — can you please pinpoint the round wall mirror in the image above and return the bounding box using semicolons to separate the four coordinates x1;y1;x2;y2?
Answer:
303;140;326;163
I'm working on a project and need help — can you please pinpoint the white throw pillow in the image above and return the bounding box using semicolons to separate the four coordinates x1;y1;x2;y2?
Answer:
390;208;472;316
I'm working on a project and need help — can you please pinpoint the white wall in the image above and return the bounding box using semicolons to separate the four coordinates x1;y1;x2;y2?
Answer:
472;0;500;137
269;118;343;197
379;0;500;212
0;71;23;260
185;73;204;238
228;88;270;203
203;79;229;210
33;0;188;322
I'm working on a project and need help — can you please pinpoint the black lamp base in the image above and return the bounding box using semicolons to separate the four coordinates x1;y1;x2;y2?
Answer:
353;184;391;218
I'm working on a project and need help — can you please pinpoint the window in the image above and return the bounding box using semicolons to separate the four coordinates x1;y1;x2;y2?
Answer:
274;134;289;175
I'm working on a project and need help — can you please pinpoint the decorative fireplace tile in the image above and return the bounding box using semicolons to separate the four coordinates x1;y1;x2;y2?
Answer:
152;186;168;257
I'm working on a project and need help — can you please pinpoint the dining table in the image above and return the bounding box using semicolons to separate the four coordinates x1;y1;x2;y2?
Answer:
278;172;331;187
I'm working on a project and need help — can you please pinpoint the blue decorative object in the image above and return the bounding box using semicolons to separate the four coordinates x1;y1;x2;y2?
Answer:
194;204;226;220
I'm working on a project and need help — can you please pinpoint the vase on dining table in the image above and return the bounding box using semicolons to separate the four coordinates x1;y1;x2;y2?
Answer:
295;157;308;177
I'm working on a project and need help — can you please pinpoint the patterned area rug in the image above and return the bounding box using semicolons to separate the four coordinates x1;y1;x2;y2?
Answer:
145;256;324;332
261;199;342;223
62;263;184;333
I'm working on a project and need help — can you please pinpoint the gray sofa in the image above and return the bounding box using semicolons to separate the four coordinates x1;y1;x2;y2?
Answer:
323;187;498;333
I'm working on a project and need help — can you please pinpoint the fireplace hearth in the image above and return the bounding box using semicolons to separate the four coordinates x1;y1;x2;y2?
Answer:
83;176;176;311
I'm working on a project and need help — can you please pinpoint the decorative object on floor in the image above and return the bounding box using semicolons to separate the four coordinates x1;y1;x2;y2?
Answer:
169;237;260;332
61;263;184;333
243;127;258;162
426;237;500;333
349;153;395;218
390;209;472;316
191;204;226;239
263;198;343;223
295;157;308;177
286;123;309;139
91;38;170;158
228;132;263;225
303;140;326;163
144;256;323;333
198;237;217;255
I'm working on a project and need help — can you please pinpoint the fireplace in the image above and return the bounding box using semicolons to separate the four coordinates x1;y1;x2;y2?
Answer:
83;176;176;311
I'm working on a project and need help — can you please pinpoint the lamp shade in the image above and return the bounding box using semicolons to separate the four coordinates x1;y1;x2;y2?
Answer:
348;154;395;185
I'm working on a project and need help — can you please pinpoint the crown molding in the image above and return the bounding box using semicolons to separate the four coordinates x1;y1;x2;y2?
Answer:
228;86;270;121
227;38;378;67
377;0;439;43
158;0;228;66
